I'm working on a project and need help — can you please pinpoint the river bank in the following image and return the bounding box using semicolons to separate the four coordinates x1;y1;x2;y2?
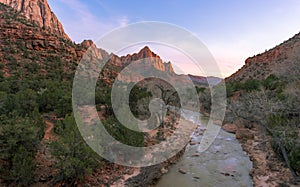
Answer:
111;114;198;187
222;122;296;186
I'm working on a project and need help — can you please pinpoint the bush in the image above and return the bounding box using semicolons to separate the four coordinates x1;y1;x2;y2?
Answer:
263;74;283;90
51;114;101;184
225;81;243;97
290;144;300;172
226;82;236;97
263;74;277;88
8;146;35;185
103;115;144;147
15;88;38;116
268;114;300;173
242;79;261;92
0;113;43;185
196;87;206;93
37;81;72;117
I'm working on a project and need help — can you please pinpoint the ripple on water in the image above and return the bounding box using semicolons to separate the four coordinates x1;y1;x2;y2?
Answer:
155;111;253;187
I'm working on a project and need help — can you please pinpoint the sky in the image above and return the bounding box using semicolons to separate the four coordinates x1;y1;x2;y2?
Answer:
48;0;300;77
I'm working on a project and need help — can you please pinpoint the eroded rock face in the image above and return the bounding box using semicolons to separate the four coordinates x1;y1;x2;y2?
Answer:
226;32;300;82
120;46;175;74
0;0;70;40
0;1;183;84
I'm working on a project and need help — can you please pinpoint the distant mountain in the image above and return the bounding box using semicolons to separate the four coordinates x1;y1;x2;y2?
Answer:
110;46;175;74
227;32;300;82
0;0;70;40
188;74;222;86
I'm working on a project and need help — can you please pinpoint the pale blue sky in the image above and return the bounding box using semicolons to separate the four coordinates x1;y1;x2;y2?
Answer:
48;0;300;77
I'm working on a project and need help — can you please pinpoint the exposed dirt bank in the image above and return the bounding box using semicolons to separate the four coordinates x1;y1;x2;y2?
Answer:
223;123;298;186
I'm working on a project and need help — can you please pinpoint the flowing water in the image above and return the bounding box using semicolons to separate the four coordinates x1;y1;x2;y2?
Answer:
155;110;253;187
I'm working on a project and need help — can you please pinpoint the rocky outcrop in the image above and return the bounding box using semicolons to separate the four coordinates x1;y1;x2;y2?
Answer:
0;3;110;78
227;32;300;82
222;123;238;134
0;0;70;40
120;46;175;74
164;62;174;74
0;3;178;83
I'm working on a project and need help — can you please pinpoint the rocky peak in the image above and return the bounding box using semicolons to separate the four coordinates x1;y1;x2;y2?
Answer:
80;40;95;49
0;0;70;40
165;62;174;74
118;46;175;74
138;46;157;58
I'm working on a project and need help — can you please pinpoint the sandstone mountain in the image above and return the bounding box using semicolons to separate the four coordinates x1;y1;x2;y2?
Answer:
106;46;175;74
0;2;95;79
0;0;70;40
0;0;212;86
227;32;300;82
0;2;181;85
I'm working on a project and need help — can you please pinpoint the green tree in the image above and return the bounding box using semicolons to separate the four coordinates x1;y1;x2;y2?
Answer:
103;115;144;147
242;79;261;92
1;94;17;114
9;146;35;185
0;113;42;185
16;88;38;116
54;94;72;118
51;114;101;184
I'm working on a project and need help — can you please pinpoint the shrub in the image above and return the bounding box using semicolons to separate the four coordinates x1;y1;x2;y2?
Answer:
103;115;144;147
263;74;280;90
8;146;35;185
242;79;261;92
0;113;42;185
51;114;101;184
196;87;206;93
268;114;300;173
290;144;300;172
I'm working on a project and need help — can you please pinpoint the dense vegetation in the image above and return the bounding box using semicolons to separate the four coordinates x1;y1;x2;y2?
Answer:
51;114;101;185
0;63;152;185
0;110;43;185
0;4;147;185
225;74;300;176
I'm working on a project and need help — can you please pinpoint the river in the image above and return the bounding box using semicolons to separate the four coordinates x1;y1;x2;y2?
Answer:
155;110;253;187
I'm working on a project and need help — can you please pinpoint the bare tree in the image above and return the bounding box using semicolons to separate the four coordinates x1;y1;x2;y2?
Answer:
227;88;298;179
154;84;178;128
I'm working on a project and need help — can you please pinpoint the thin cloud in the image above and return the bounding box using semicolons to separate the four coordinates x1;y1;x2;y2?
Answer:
52;0;130;42
118;16;129;27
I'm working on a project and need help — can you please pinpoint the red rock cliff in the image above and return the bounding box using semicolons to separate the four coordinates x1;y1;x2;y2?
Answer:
0;0;70;40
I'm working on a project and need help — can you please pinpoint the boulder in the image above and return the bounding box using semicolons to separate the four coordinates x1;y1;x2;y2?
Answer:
178;168;187;174
222;123;238;134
